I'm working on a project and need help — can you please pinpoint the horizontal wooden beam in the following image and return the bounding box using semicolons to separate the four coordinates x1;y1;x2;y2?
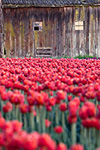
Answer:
2;3;100;8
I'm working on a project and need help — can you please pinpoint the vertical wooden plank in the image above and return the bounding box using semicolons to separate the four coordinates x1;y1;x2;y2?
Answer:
74;7;79;56
60;7;65;57
28;16;33;57
73;7;76;57
14;8;19;58
53;10;57;57
20;21;25;57
65;7;71;57
95;7;98;56
56;8;59;57
13;16;17;58
45;10;48;48
32;9;36;57
85;7;89;55
75;7;80;56
69;7;71;57
69;8;72;57
51;9;55;56
58;8;62;57
16;18;20;58
78;7;82;56
98;7;100;57
29;18;34;57
71;7;74;57
63;7;66;57
24;12;29;57
93;7;96;56
79;6;85;56
0;0;3;57
10;10;15;57
89;7;93;56
65;7;67;56
4;18;11;57
42;13;46;48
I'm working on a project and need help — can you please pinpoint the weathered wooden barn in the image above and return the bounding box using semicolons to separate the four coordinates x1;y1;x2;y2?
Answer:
0;0;100;58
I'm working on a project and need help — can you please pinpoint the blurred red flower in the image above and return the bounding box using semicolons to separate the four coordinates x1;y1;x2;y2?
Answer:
45;119;51;128
38;133;56;150
57;143;67;150
59;103;67;112
70;144;84;150
56;90;66;100
20;104;29;114
3;102;13;113
54;126;63;134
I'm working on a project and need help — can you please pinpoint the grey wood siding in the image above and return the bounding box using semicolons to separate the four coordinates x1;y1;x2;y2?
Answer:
3;6;100;58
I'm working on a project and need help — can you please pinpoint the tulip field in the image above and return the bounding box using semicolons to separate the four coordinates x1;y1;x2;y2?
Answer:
0;57;100;150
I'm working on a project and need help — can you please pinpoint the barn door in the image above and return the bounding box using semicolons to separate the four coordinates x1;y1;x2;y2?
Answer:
33;22;52;58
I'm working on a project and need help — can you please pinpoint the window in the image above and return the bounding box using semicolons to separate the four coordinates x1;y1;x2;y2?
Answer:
75;21;84;31
33;22;43;31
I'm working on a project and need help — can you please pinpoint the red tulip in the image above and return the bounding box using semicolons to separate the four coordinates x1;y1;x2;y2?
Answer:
56;90;66;100
45;119;51;128
79;106;88;120
57;143;67;150
67;95;72;101
23;133;38;150
27;96;35;106
12;120;22;132
33;109;37;116
54;126;63;134
0;117;5;129
0;133;5;147
3;102;13;113
68;116;77;124
49;97;56;106
20;104;29;114
59;103;67;111
70;144;84;150
1;92;8;101
46;105;52;112
38;133;56;150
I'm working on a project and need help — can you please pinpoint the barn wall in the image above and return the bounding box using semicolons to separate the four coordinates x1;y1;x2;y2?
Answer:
3;6;100;58
0;0;3;57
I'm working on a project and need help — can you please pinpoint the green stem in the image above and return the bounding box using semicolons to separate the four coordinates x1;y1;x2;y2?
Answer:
4;113;7;120
92;128;96;149
80;125;84;145
84;128;87;149
1;100;3;115
36;108;41;133
18;112;22;122
42;107;45;133
96;100;98;111
15;105;19;120
62;112;66;143
56;105;59;125
87;128;91;150
97;129;100;147
29;112;34;132
50;109;54;134
24;114;27;130
71;123;76;145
